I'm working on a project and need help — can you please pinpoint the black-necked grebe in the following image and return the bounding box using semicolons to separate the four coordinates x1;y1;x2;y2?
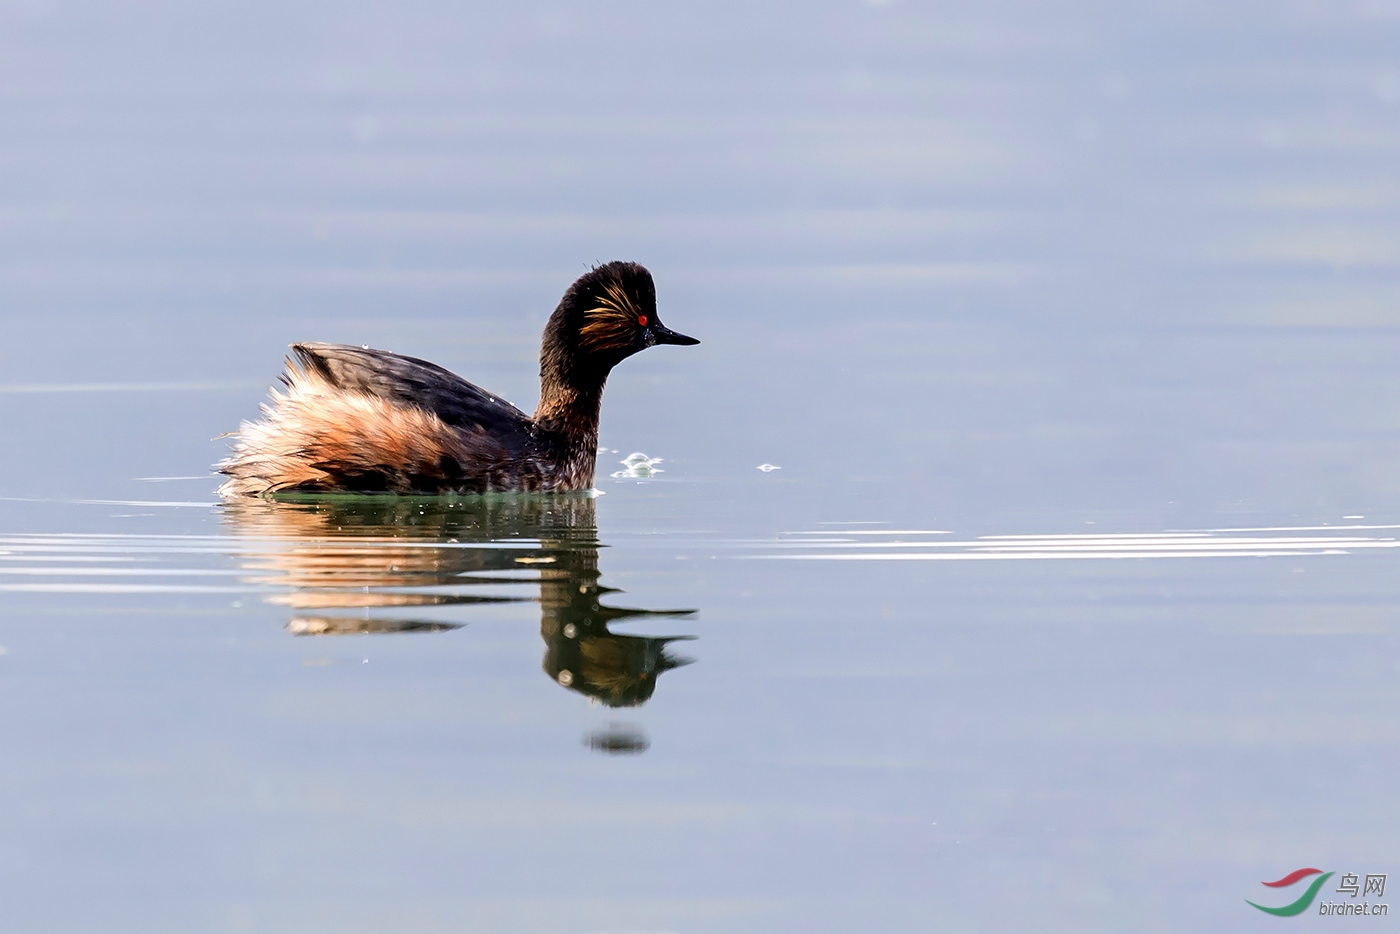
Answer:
216;261;698;496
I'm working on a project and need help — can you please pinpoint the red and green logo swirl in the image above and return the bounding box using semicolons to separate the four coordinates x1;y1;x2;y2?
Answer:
1247;868;1333;916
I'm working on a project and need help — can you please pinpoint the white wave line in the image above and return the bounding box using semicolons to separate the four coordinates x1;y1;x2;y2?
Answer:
783;529;953;536
761;536;1397;551
758;549;1350;561
0;567;244;576
77;500;218;508
0;584;254;593
978;532;1213;541
0;555;139;562
0;540;535;555
756;523;1400;561
0;381;257;394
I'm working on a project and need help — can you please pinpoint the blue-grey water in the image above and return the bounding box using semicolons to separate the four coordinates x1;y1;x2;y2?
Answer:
2;2;1398;931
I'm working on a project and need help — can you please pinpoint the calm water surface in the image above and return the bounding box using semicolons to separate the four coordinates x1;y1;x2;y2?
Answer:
1;2;1399;932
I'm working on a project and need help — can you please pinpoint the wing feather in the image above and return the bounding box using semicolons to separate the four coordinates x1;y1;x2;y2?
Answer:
216;343;542;496
291;342;532;441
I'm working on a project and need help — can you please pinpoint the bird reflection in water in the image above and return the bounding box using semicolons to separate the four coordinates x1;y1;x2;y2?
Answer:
222;495;696;708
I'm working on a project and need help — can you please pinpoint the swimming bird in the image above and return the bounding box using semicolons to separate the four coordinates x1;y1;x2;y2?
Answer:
216;261;698;496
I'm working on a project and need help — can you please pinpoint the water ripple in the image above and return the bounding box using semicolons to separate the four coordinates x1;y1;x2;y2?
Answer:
754;525;1400;561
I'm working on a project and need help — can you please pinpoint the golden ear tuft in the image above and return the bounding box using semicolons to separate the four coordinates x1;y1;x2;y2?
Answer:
579;280;642;351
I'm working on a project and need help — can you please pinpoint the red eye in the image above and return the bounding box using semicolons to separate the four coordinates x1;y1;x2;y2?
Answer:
638;315;648;326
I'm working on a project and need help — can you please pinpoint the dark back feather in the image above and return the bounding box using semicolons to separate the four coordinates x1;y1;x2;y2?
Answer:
291;342;534;446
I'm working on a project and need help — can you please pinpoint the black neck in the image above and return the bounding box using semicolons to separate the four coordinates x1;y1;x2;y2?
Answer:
534;328;608;451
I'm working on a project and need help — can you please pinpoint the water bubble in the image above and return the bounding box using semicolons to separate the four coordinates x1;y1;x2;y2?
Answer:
612;452;664;479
